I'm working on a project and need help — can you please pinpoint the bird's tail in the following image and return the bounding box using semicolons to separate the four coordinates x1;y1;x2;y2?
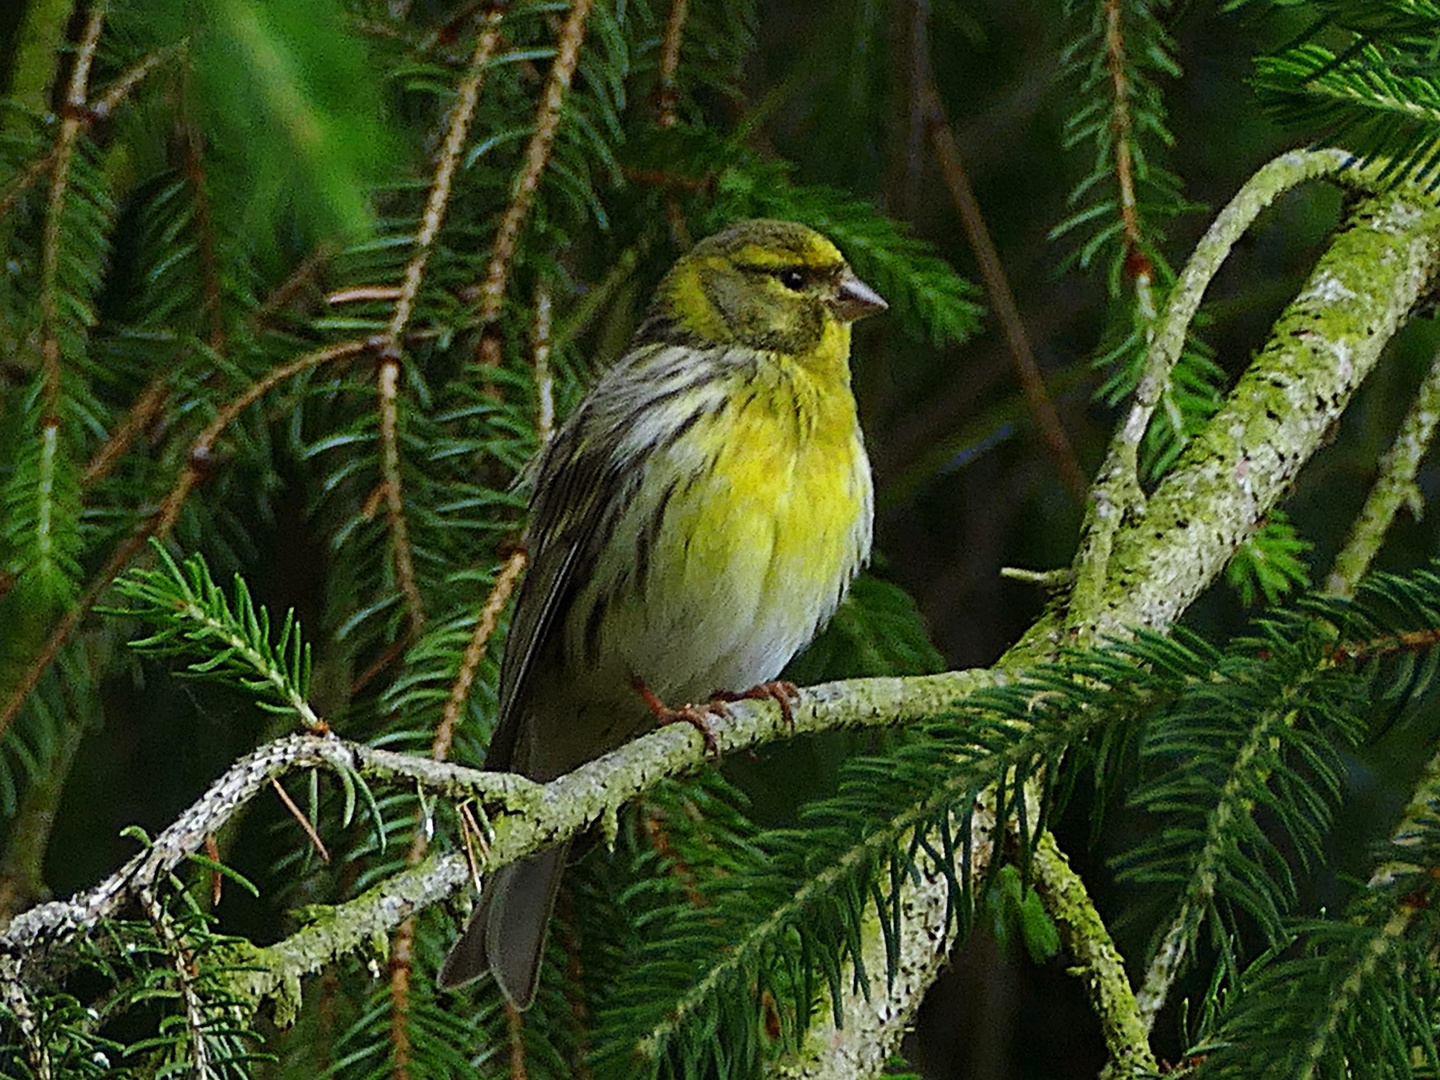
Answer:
436;841;570;1009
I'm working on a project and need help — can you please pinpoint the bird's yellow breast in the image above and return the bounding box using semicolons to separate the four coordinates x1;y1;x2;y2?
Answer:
575;342;873;707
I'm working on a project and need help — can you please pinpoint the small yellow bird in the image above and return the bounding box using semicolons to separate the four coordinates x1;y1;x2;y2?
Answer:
438;219;886;1007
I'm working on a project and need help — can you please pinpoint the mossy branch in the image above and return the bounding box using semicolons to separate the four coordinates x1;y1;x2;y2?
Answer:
773;163;1440;1078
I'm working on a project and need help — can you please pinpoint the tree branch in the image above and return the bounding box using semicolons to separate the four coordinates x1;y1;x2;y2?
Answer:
772;167;1440;1078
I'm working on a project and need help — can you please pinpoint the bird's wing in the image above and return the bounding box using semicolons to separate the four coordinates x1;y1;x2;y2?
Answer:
482;415;630;772
483;344;731;773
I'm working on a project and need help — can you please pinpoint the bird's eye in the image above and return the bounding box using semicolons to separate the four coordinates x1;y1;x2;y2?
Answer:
777;267;807;291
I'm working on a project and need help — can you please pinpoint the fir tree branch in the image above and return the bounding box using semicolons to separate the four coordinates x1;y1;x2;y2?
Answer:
921;77;1089;503
180;122;225;355
0;340;368;743
369;8;512;653
389;2;507;344
1326;339;1440;597
476;0;595;369
0;44;179;227
1031;830;1157;1080
1133;703;1302;1031
0;670;994;1014
774;167;1440;1075
38;3;106;419
376;348;428;632
1298;904;1420;1080
767;801;999;1080
138;886;213;1079
1102;0;1156;310
81;371;169;484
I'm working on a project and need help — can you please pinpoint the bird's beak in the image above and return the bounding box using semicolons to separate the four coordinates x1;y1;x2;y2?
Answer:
828;270;888;323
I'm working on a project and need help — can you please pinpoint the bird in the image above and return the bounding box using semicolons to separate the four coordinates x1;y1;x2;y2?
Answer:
438;218;886;1008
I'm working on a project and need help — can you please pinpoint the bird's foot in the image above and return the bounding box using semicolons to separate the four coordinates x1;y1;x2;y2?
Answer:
711;680;798;729
630;673;725;757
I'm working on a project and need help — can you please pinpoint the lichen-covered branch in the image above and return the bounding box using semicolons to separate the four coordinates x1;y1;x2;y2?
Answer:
774;170;1440;1078
1031;831;1157;1079
1327;339;1440;596
1067;148;1351;638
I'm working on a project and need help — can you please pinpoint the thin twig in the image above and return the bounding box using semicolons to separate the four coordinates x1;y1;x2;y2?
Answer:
1102;0;1155;312
438;550;528;767
475;0;595;369
376;349;427;632
389;917;415;1080
38;4;107;421
82;372;169;484
256;245;334;325
1031;830;1156;1076
921;78;1088;503
181;123;226;354
1326;340;1440;597
506;1001;529;1079
368;7;508;674
389;3;506;342
655;0;688;128
139;887;213;1079
270;777;329;863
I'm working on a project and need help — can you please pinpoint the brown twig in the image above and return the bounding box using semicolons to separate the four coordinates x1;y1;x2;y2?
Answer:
921;80;1089;503
475;0;595;369
506;1001;529;1079
38;5;107;421
0;340;369;743
372;6;509;659
256;245;334;325
382;16;511;1045
139;886;213;1078
655;0;689;128
1103;0;1154;292
270;777;330;863
181;123;226;354
389;917;416;1080
391;4;507;343
440;551;529;768
0;45;176;228
82;372;169;485
376;349;427;633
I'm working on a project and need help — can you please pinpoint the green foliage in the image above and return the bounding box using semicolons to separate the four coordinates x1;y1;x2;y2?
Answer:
108;541;314;721
1248;1;1440;189
1224;510;1314;606
122;0;395;248
985;864;1061;965
8;0;1440;1077
1054;0;1186;288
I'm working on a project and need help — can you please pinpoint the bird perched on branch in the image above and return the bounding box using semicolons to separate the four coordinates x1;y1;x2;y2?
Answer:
438;219;886;1008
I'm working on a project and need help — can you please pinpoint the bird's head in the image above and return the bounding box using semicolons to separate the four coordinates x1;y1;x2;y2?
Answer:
645;220;887;359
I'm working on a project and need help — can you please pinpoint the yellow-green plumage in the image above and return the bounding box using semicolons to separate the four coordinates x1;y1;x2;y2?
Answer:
438;220;884;1007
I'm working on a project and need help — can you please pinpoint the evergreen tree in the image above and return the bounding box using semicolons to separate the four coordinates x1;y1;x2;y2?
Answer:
4;1;1440;1077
